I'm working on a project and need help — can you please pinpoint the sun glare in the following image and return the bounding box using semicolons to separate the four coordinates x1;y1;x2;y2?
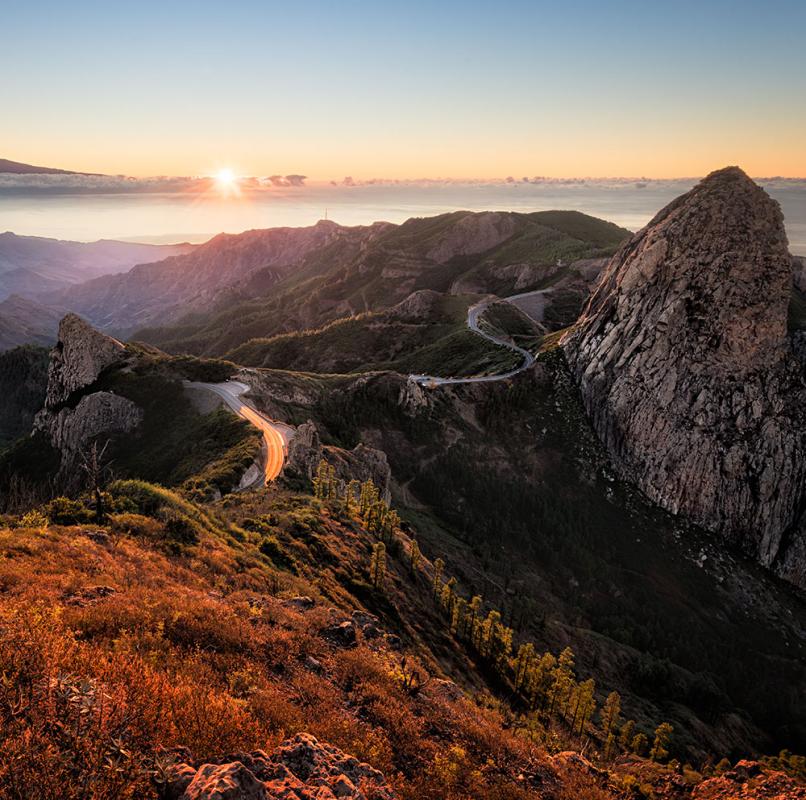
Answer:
215;168;236;189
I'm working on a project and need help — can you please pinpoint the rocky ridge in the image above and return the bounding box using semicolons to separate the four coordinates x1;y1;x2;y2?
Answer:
563;166;806;586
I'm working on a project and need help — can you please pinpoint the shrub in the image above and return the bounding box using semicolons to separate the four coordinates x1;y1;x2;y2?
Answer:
46;496;94;525
15;509;48;529
160;509;201;545
109;512;166;539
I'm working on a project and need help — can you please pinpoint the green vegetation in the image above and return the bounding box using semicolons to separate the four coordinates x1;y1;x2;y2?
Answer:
267;347;806;756
0;432;61;513
226;293;523;379
96;371;260;493
0;344;49;450
477;301;543;352
136;210;629;359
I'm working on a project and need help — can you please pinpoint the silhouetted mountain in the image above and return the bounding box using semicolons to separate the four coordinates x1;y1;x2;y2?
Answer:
0;157;85;174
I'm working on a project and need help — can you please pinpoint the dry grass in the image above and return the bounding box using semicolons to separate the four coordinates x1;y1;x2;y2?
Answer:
0;492;559;800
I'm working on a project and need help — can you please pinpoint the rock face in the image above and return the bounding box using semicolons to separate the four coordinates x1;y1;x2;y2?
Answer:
171;733;397;800
35;314;141;486
43;392;142;472
563;167;806;582
45;313;126;408
283;421;392;501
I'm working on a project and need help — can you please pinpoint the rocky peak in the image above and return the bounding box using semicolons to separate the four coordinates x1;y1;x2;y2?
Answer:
563;166;806;585
45;313;126;408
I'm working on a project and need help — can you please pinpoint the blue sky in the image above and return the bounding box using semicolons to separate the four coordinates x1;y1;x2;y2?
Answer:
2;0;805;177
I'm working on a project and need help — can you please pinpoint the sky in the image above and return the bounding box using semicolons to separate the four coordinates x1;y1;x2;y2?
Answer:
2;0;805;179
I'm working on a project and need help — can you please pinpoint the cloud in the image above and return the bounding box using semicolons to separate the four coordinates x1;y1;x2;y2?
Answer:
0;172;307;196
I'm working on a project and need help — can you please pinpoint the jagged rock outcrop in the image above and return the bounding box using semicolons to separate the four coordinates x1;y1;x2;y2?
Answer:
283;420;392;501
283;421;325;484
35;314;141;486
170;733;397;800
42;391;142;469
45;313;126;408
563;167;806;583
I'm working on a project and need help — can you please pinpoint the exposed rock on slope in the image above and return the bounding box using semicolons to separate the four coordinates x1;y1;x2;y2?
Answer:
563;167;806;584
171;733;397;800
57;220;380;334
44;392;142;474
283;420;392;500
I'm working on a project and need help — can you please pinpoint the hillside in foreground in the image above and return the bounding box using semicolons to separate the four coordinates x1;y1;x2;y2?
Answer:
2;478;804;799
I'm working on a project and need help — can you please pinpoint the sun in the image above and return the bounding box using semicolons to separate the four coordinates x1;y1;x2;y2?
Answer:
215;168;236;189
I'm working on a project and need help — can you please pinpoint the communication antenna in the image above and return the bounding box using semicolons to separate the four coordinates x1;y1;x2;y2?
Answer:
324;208;328;221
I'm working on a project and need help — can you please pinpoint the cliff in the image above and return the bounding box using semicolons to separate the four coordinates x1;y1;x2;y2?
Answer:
563;166;806;585
34;313;142;485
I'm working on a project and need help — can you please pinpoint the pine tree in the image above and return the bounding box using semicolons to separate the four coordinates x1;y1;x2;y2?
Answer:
432;558;444;600
383;509;400;542
493;624;513;671
480;610;503;660
409;539;421;574
514;643;535;691
571;678;596;735
632;732;649;756
467;595;483;643
451;596;467;634
604;732;617;760
312;460;330;499
526;652;557;711
619;719;636;752
369;542;386;588
650;722;673;762
549;647;575;716
600;691;621;740
326;464;337;499
440;576;457;616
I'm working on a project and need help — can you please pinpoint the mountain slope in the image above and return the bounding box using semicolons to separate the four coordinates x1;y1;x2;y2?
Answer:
0;232;195;301
57;220;389;334
133;210;629;356
233;358;806;758
0;294;63;351
0;157;82;174
0;344;49;449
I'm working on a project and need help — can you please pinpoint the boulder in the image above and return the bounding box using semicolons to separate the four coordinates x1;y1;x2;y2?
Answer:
321;620;357;648
182;762;267;800
563;167;806;586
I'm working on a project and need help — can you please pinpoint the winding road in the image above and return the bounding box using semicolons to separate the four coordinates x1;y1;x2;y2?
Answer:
410;290;552;387
184;380;292;486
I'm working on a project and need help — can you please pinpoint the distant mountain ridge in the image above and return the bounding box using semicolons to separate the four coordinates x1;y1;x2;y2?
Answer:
0;157;89;175
0;294;63;351
0;231;195;303
47;210;627;352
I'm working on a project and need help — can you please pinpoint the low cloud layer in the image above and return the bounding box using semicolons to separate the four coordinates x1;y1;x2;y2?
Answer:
1;171;803;197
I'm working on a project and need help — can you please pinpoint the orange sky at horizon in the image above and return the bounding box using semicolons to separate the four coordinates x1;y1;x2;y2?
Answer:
8;149;806;182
